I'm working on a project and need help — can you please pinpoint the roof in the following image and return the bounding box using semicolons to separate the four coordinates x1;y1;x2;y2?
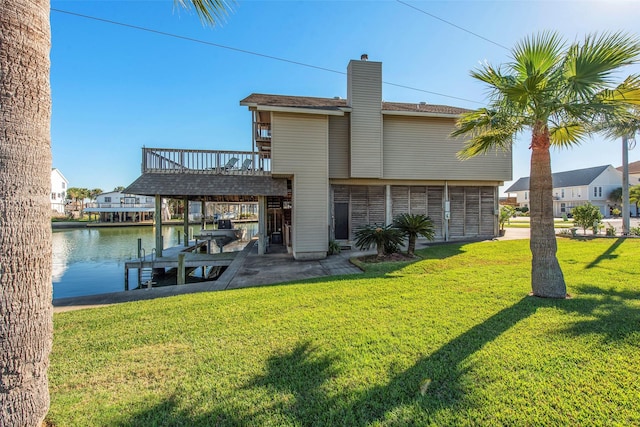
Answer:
616;160;640;174
124;173;288;199
505;165;613;193
240;93;469;116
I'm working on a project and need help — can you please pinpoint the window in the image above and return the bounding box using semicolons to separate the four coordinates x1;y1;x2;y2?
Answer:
104;197;111;203
61;182;66;189
593;186;602;198
560;203;566;213
561;189;565;198
524;191;528;200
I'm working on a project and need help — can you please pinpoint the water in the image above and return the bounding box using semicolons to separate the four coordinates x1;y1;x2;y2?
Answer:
52;223;258;299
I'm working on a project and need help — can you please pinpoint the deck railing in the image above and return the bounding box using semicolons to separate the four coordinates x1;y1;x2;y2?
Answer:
142;147;271;175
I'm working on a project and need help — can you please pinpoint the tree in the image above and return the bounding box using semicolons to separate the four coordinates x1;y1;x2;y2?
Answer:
66;187;90;215
499;205;516;232
354;224;404;258
630;184;640;214
113;186;126;192
393;213;435;256
572;202;603;234
609;187;623;204
452;32;640;298
0;1;232;425
89;188;103;200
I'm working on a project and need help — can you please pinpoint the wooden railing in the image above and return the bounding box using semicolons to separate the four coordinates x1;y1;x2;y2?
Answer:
142;147;271;175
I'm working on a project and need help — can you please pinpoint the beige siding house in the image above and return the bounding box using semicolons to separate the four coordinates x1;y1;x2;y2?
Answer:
240;57;512;259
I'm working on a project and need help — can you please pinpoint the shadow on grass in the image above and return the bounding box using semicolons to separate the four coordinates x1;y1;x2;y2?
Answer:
585;237;625;269
557;284;640;341
239;297;544;425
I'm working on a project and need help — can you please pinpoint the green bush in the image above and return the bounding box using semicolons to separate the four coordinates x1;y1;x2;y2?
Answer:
328;240;341;256
354;224;403;258
605;223;616;237
499;206;516;231
630;226;640;236
392;213;435;256
572;202;603;235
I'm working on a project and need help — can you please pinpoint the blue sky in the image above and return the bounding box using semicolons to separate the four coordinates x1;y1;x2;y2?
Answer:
50;0;640;194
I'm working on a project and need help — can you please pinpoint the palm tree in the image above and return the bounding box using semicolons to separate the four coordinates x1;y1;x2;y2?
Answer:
354;224;404;258
452;32;640;299
0;1;232;425
393;213;435;256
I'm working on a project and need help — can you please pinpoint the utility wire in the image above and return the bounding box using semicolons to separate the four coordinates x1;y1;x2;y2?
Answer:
395;0;510;51
51;8;483;105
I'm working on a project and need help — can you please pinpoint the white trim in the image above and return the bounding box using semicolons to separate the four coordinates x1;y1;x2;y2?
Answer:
244;104;347;116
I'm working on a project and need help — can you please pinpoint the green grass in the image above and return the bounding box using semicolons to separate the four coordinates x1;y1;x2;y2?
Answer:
48;239;640;426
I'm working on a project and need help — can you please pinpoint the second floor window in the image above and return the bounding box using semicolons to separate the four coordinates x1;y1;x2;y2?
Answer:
104;197;111;203
593;186;602;197
524;191;528;200
561;189;565;198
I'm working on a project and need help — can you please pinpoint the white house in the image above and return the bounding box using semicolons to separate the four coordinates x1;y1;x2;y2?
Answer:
506;165;622;217
50;168;68;215
84;191;169;222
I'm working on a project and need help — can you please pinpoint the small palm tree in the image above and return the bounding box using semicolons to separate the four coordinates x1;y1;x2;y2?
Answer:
630;184;640;214
393;213;435;256
452;31;640;298
354;224;404;258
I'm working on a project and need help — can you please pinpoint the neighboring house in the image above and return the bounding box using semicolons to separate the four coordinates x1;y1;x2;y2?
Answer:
84;191;167;222
51;168;68;215
126;56;512;260
616;160;640;186
505;165;623;217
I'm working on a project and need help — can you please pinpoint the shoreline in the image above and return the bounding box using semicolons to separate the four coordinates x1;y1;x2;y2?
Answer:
52;219;258;230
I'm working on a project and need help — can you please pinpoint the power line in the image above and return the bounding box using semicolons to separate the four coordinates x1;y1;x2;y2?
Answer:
50;8;482;105
395;0;510;51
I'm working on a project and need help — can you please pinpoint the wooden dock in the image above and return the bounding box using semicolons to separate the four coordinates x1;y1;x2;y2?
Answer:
124;240;239;289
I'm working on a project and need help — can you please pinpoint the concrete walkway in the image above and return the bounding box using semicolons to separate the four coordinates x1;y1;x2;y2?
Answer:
53;240;370;313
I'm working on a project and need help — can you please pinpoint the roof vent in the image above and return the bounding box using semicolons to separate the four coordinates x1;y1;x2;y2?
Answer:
361;54;368;61
334;96;342;100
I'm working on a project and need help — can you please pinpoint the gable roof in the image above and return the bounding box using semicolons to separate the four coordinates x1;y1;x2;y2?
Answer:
505;165;613;193
240;93;469;117
616;160;640;174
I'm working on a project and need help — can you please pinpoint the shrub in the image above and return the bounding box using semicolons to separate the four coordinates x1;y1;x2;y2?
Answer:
499;206;516;231
572;202;603;235
631;226;640;236
354;224;404;258
328;240;341;256
605;223;617;237
392;213;435;256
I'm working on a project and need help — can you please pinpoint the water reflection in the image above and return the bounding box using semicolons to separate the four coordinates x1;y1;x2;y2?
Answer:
52;223;258;300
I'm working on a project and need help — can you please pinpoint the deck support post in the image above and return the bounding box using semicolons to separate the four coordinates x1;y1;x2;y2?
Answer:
155;194;163;257
177;253;186;285
183;196;189;247
258;195;266;255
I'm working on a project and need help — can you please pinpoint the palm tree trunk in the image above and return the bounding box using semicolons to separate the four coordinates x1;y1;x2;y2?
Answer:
0;0;53;425
408;234;416;256
529;122;566;298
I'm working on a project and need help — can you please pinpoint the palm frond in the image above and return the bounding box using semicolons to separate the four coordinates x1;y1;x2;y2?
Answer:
175;0;234;26
548;122;588;148
511;31;564;80
564;32;640;100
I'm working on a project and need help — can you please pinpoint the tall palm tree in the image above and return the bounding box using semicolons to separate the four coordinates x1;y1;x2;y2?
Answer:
452;32;640;298
630;185;640;214
0;1;232;425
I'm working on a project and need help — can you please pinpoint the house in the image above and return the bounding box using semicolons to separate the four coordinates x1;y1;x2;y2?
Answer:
505;165;623;217
616;160;640;186
126;56;512;260
84;191;168;222
51;168;68;215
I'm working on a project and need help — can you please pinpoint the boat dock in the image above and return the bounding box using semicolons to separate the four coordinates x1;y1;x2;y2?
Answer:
124;240;239;290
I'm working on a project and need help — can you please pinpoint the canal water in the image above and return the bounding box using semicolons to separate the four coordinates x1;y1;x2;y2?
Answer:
52;223;258;300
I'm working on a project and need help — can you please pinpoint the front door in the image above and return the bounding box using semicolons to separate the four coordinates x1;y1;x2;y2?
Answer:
335;203;349;240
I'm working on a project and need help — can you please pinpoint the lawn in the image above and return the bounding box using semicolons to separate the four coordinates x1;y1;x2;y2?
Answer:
504;218;575;228
47;238;640;426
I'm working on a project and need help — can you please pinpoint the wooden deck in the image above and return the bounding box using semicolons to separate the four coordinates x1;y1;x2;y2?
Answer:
124;240;241;289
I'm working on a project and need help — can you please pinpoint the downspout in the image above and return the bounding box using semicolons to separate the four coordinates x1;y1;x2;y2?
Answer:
385;185;392;225
444;181;450;241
